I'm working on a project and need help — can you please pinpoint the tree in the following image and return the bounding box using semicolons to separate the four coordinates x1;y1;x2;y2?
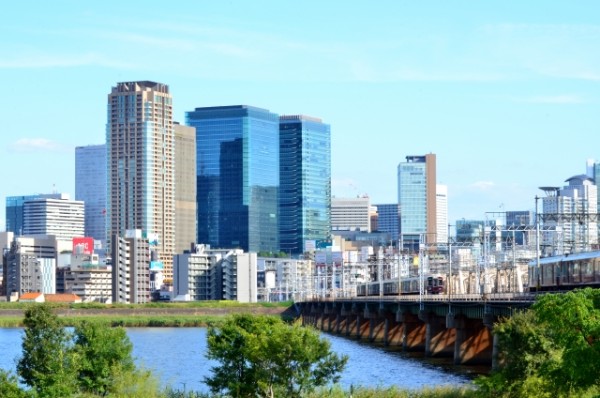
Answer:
73;321;136;395
476;288;600;398
16;304;78;398
0;370;28;398
205;314;347;398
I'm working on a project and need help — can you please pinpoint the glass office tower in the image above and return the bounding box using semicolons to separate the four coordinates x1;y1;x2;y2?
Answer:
75;144;107;245
186;105;280;253
398;154;437;250
279;115;331;255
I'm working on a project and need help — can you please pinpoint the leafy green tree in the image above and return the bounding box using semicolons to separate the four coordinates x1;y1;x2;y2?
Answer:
205;314;347;398
73;321;136;395
16;304;78;398
476;288;600;398
0;370;29;398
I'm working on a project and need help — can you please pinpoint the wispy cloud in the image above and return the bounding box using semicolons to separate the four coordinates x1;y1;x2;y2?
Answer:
10;138;68;152
515;94;586;104
470;181;495;191
0;52;135;69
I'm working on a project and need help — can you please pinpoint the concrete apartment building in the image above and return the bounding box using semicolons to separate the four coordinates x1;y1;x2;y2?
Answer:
65;251;112;303
173;244;257;303
107;81;175;279
111;230;151;304
174;123;197;254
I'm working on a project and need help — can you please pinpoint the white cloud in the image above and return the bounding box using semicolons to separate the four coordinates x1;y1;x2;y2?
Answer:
515;94;585;104
470;181;495;191
10;138;66;152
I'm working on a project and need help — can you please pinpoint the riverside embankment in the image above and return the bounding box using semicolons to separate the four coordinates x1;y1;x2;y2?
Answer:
0;302;298;327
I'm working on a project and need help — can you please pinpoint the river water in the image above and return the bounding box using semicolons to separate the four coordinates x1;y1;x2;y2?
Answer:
0;327;472;393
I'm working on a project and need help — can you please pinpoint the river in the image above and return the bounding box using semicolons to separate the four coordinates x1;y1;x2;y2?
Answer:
0;327;473;393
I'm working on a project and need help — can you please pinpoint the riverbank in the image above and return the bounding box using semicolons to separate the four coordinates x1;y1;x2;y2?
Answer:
0;301;297;327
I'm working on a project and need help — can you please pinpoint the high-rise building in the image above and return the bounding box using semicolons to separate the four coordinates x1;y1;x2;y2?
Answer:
106;81;175;278
22;194;85;241
331;196;371;232
186;105;279;253
373;204;400;242
436;184;448;244
75;144;107;246
174;123;197;254
397;154;437;249
541;175;598;254
279;115;331;255
6;193;63;235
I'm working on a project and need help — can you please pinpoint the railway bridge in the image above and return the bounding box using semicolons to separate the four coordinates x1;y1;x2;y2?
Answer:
297;293;535;369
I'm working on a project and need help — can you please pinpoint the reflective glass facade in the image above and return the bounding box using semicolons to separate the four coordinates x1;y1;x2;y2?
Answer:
398;154;437;248
186;106;280;253
279;115;331;255
6;193;63;235
75;144;107;244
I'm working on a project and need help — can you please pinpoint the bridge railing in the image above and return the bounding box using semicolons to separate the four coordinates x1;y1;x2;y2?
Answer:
303;292;537;303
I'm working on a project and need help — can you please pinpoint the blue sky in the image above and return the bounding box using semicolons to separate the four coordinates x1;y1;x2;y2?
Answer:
1;1;599;228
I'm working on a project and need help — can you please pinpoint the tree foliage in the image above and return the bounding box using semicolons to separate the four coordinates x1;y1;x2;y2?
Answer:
476;288;600;398
205;314;348;398
16;304;78;397
14;303;150;397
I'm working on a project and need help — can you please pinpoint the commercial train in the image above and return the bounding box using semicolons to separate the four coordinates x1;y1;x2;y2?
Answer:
356;274;445;297
528;250;600;292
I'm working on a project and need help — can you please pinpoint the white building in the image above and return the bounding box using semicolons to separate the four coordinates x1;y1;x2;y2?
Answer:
65;251;111;303
22;194;84;241
173;245;257;303
257;257;313;302
436;184;448;244
331;196;371;232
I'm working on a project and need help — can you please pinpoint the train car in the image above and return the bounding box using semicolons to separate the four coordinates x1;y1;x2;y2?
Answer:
528;250;600;292
356;274;445;297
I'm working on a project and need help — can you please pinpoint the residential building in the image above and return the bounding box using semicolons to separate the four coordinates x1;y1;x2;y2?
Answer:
174;123;197;254
5;193;63;235
397;154;437;249
107;81;175;279
331;196;371;232
75;144;107;247
3;235;58;299
279;115;331;255
22;194;84;241
540;175;598;254
65;250;111;303
186;105;279;253
173;244;257;303
111;229;151;304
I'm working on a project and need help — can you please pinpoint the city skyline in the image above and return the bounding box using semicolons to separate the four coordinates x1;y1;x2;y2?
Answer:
2;1;600;228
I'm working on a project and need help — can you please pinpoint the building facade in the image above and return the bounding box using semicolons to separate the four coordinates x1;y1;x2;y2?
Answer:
374;204;400;243
75;144;107;246
331;196;371;232
279;115;331;255
174;123;197;254
23;195;85;241
111;229;151;304
186;105;279;253
65;252;111;303
106;81;175;278
436;184;448;244
5;193;64;235
397;154;437;249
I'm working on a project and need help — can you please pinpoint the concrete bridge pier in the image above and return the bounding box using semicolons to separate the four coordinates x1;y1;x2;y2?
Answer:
420;311;455;358
399;311;426;352
452;315;493;365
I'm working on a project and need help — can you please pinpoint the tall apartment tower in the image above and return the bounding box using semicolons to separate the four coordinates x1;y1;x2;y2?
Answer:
279;115;331;255
174;123;197;254
75;144;107;246
106;81;175;277
186;105;280;253
397;154;437;249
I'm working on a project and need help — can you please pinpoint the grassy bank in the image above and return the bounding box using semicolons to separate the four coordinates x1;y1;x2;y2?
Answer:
0;300;295;327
